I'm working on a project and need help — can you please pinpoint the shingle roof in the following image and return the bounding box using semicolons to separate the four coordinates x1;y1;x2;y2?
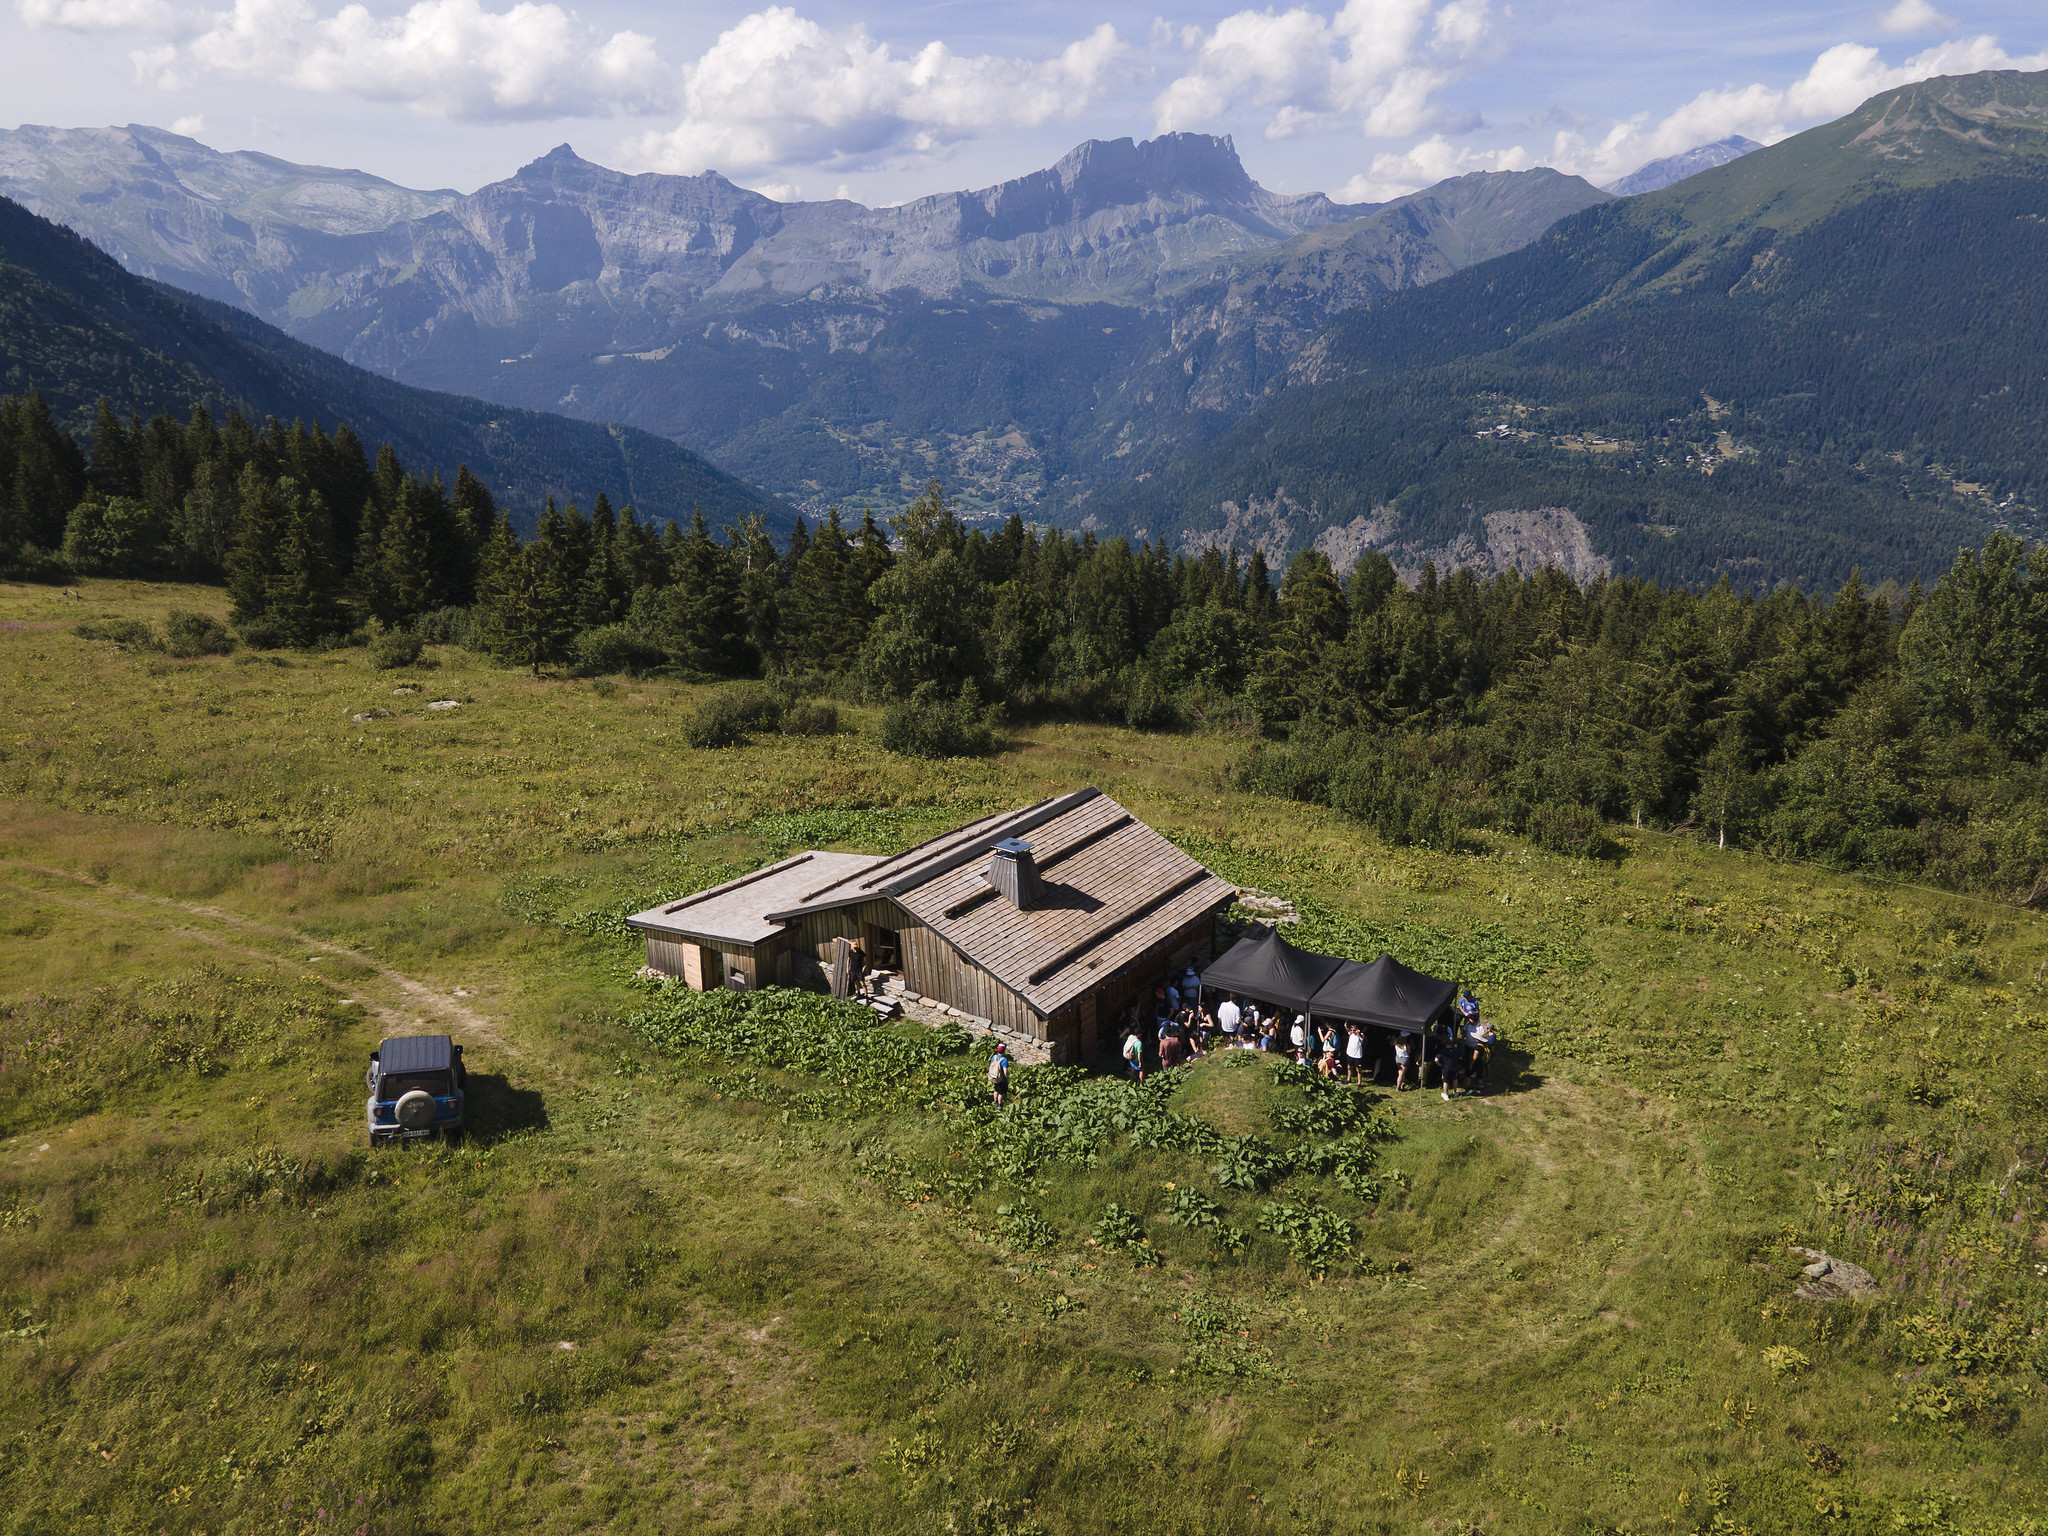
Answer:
772;788;1235;1017
624;850;886;947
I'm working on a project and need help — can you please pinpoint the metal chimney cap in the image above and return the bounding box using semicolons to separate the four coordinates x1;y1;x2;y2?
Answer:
991;838;1034;856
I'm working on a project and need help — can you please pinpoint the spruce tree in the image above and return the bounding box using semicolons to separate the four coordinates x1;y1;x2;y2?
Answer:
90;399;140;499
0;392;87;556
271;483;347;646
227;466;291;635
477;512;575;675
449;465;496;601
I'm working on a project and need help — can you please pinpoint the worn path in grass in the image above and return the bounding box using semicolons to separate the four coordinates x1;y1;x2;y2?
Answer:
0;855;517;1059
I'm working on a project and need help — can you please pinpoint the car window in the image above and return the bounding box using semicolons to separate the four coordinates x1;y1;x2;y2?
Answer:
379;1071;452;1098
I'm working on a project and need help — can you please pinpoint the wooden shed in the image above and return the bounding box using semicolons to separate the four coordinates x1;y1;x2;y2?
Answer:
625;788;1236;1064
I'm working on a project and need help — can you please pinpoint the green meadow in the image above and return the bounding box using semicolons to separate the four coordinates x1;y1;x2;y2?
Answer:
1;576;2043;1535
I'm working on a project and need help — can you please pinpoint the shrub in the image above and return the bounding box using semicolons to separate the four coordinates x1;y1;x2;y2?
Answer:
368;628;425;670
164;610;233;658
1123;665;1184;731
61;495;172;575
1256;1200;1357;1275
234;616;291;650
1525;801;1620;859
683;684;783;748
412;606;475;647
880;680;1002;759
571;623;666;676
782;701;839;736
75;617;160;649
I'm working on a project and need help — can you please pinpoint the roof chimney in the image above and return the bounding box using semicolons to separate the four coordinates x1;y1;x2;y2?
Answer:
986;837;1042;910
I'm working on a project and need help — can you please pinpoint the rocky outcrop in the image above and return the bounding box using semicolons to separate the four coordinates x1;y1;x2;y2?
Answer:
1791;1246;1879;1301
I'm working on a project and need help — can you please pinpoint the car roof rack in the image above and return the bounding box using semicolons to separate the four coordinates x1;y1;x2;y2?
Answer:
375;1035;454;1073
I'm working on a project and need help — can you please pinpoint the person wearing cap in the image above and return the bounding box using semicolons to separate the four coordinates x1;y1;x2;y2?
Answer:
987;1042;1011;1107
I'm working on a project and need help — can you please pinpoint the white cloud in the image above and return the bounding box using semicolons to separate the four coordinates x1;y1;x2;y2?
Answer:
1154;0;1491;142
1549;33;2048;187
1878;0;1952;36
129;0;670;120
170;112;205;134
18;0;170;29
619;8;1125;175
1339;131;1528;199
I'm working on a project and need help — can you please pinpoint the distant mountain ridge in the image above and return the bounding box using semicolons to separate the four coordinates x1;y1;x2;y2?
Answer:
0;125;1605;520
0;194;787;535
1092;68;2048;588
1604;136;1762;196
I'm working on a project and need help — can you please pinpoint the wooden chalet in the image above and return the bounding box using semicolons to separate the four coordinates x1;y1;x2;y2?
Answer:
624;788;1236;1063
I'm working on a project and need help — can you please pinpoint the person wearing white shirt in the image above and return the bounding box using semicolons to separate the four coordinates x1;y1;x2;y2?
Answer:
1217;995;1242;1043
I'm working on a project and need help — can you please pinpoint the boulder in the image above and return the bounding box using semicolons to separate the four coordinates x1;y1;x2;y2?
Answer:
1790;1246;1878;1301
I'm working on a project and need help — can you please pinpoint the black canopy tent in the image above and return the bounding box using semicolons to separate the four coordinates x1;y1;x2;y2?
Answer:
1307;955;1458;1034
1198;927;1347;1012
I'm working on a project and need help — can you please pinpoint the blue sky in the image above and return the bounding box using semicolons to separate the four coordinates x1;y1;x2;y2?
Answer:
5;0;2045;201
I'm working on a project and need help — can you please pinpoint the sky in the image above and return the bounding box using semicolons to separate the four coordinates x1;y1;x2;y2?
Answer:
5;0;2046;203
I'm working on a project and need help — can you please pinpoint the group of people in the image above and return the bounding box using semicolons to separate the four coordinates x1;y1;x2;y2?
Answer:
1114;974;1499;1100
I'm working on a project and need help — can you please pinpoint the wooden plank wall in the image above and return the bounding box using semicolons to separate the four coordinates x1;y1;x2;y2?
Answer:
644;935;765;990
898;922;1046;1038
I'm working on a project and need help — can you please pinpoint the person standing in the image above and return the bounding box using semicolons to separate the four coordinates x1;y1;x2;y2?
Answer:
1469;1013;1496;1093
1438;1025;1463;1100
848;936;870;998
987;1042;1010;1107
1122;1027;1145;1082
1392;1032;1414;1092
1289;1013;1309;1064
1217;993;1242;1049
1344;1023;1366;1084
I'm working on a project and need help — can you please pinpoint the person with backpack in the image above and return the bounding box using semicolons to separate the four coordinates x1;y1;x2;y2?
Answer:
987;1042;1011;1107
1122;1027;1145;1082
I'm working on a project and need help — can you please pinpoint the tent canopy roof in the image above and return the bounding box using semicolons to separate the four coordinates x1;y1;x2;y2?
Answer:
1308;955;1456;1032
1199;927;1346;1012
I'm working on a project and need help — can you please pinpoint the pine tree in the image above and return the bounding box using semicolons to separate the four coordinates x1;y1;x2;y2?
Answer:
0;392;87;556
227;465;291;634
90;399;140;499
730;511;783;667
641;511;751;674
448;465;496;602
477;514;576;676
271;482;347;645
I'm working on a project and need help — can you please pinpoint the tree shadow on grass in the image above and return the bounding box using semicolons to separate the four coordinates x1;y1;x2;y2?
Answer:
465;1073;549;1141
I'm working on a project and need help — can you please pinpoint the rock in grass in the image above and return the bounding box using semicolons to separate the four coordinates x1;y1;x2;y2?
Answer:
427;700;461;711
1791;1246;1877;1301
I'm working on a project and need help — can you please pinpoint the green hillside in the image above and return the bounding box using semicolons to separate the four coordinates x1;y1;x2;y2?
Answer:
0;197;788;534
0;574;2044;1532
1106;70;2048;587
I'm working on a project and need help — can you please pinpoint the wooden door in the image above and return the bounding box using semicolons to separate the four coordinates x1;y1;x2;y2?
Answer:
681;942;704;991
830;937;852;1000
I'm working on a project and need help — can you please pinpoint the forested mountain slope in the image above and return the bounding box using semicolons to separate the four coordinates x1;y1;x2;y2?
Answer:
0;196;787;533
1100;68;2048;588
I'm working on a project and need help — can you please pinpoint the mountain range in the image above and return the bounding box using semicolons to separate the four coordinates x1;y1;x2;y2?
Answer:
0;195;783;533
1101;69;2048;586
8;67;2048;587
0;126;1610;524
1603;136;1761;196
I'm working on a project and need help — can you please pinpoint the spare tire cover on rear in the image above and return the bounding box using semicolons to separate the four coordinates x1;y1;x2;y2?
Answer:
394;1089;437;1131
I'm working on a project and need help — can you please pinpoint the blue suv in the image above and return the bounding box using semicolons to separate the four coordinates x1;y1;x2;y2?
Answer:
366;1035;466;1146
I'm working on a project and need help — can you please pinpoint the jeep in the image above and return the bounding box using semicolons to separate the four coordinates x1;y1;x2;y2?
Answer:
365;1035;466;1146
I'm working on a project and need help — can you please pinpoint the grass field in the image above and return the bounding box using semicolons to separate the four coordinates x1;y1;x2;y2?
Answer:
2;577;2045;1536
